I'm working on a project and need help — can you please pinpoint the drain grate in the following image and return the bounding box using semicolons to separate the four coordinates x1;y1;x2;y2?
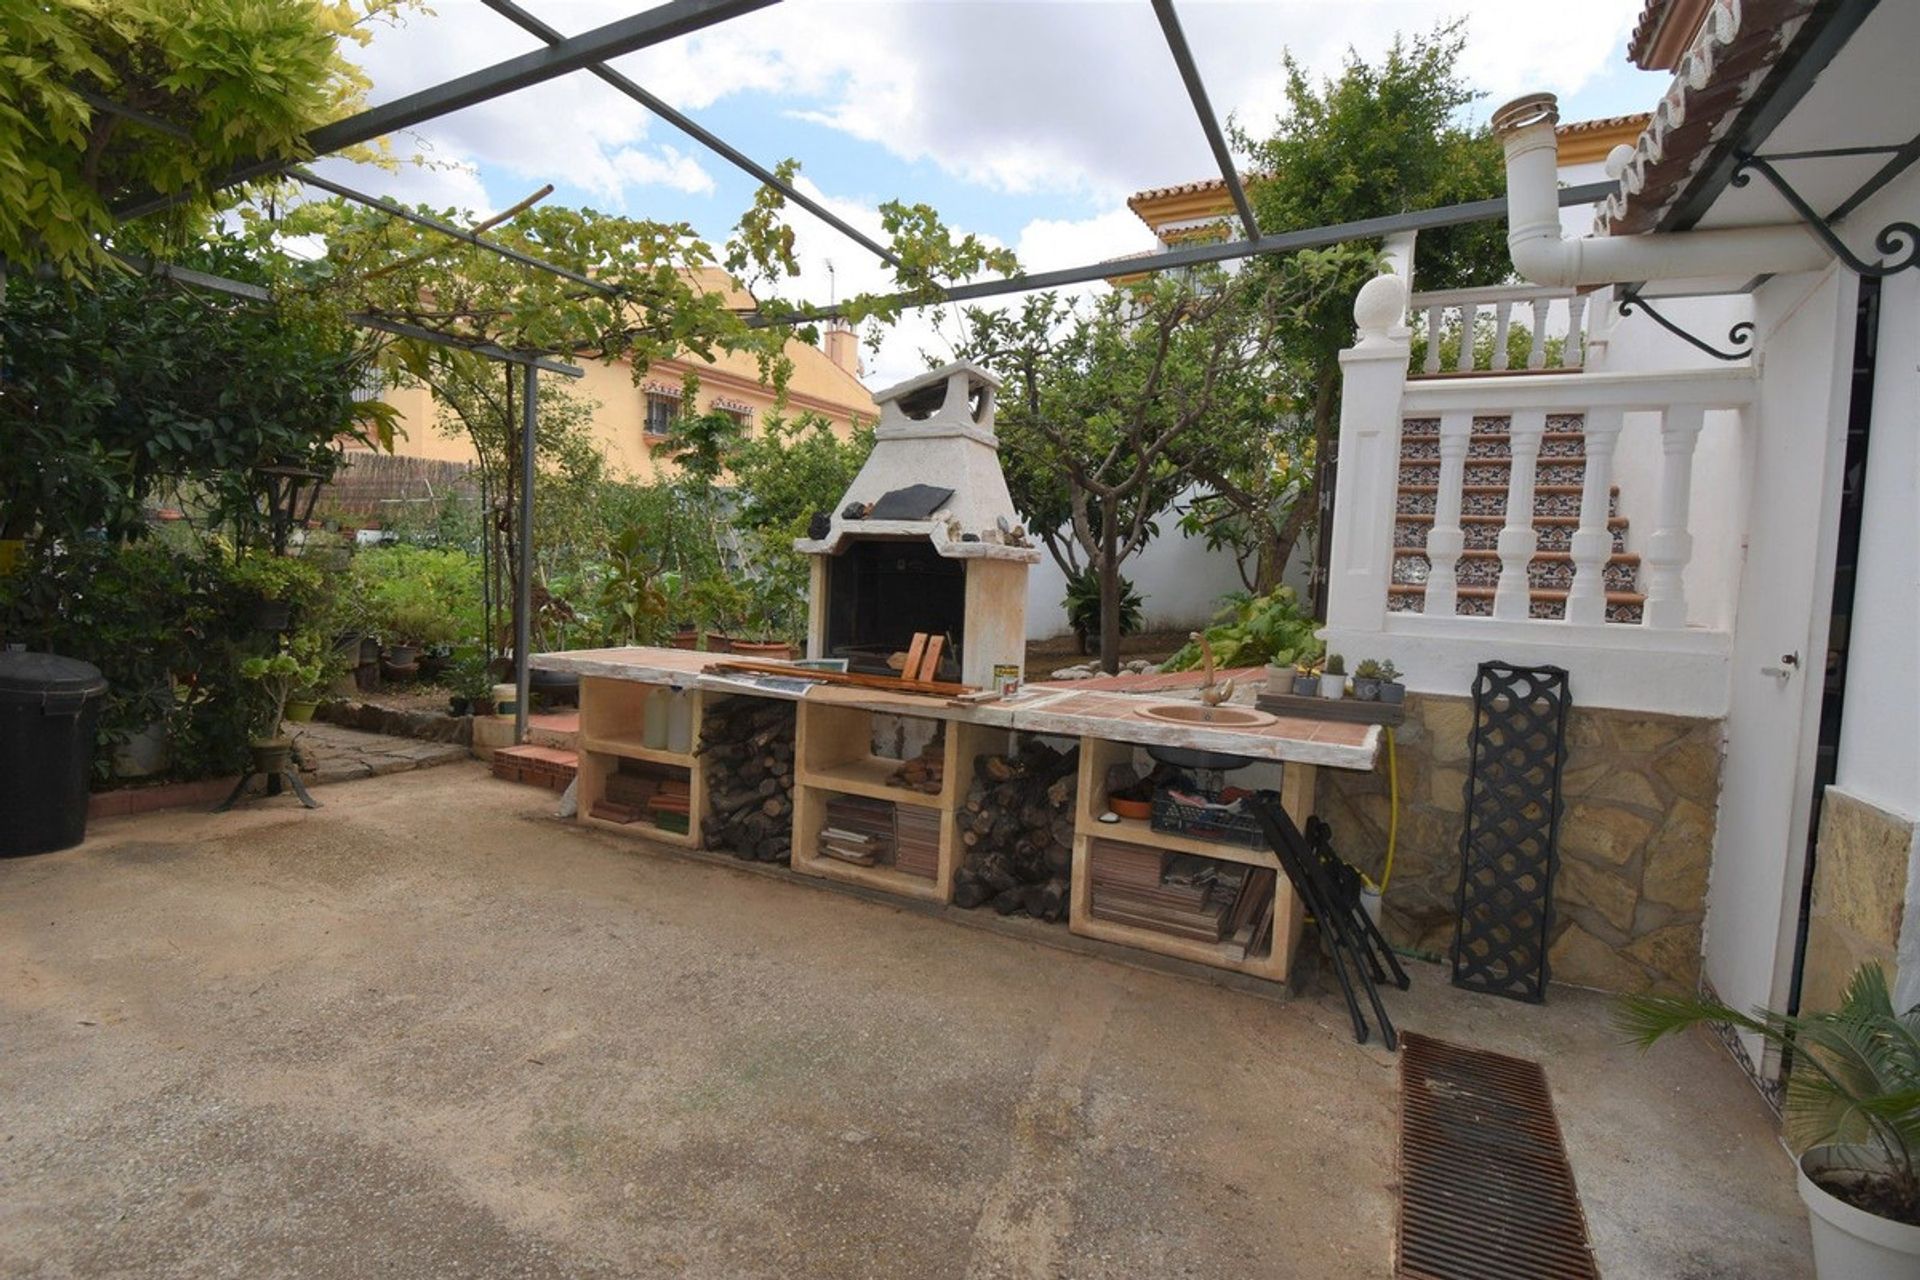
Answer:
1397;1033;1600;1280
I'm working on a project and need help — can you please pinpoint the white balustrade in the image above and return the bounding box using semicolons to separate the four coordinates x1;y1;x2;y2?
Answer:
1421;411;1473;616
1640;404;1706;630
1409;284;1585;375
1564;406;1624;625
1492;409;1547;620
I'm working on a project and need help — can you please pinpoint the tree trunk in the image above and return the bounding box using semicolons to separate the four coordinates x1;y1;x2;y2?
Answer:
1098;503;1121;674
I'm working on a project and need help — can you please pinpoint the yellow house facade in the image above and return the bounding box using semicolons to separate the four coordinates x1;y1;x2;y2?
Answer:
375;273;876;481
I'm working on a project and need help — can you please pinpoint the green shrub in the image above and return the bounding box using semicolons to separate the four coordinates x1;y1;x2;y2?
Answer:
0;540;262;781
1063;570;1143;655
1161;586;1320;672
349;545;482;650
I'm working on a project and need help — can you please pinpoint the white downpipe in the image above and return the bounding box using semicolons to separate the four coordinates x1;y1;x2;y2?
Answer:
1493;93;1830;286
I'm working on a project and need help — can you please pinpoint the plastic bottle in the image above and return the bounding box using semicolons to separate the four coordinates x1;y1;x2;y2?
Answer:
666;690;694;755
641;687;669;749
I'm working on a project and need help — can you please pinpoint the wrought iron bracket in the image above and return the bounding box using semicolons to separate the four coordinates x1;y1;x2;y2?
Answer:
1733;152;1920;278
1617;289;1755;361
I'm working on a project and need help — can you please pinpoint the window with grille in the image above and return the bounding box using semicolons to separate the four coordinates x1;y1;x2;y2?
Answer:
644;392;679;438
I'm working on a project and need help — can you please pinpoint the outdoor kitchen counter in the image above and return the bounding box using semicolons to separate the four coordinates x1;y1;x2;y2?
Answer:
538;645;1375;984
532;646;1380;770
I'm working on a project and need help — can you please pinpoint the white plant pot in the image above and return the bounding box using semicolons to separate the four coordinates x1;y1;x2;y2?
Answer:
1320;677;1346;700
1799;1145;1920;1278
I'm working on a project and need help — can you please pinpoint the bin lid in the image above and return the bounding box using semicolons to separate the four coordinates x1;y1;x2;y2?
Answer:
0;651;109;699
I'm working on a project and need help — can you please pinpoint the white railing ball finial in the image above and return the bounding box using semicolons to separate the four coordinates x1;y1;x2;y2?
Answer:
1352;273;1408;347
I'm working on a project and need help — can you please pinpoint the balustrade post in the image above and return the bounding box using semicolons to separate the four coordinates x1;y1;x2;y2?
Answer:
1423;305;1443;375
1564;294;1589;370
1527;301;1551;369
1641;405;1705;629
1326;273;1413;634
1453;303;1478;372
1492;409;1547;620
1564;406;1623;625
1490;301;1514;371
1421;410;1474;616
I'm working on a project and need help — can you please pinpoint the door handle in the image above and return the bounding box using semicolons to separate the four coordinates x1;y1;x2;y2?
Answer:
1760;651;1800;682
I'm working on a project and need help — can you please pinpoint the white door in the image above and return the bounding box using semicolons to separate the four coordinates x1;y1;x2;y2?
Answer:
1703;266;1857;1073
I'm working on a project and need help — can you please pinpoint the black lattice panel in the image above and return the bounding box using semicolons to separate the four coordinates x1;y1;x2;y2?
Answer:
1450;662;1571;1003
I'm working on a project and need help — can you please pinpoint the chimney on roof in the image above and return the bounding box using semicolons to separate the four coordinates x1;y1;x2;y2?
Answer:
824;320;861;378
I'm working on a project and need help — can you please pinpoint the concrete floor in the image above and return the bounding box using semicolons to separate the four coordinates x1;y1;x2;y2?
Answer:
1;765;1811;1279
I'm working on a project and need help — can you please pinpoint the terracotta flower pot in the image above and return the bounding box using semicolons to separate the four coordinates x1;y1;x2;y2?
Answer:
704;632;735;654
731;640;795;660
669;628;700;650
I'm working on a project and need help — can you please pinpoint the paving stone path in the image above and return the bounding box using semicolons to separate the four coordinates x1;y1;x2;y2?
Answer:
290;721;469;786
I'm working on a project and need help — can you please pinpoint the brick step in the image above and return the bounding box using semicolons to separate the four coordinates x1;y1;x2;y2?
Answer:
1388;583;1645;623
1392;548;1640;593
1397;484;1613;520
492;744;577;791
1394;513;1628;553
1400;460;1591;487
1400;430;1590;461
1402;415;1587;438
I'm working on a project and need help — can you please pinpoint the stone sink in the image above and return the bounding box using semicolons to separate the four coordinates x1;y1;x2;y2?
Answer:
1132;703;1277;729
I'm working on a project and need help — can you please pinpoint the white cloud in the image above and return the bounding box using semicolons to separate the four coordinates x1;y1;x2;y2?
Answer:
341;0;1646;218
610;144;715;196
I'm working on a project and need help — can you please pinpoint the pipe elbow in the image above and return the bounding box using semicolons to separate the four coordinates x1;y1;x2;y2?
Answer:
1507;231;1578;288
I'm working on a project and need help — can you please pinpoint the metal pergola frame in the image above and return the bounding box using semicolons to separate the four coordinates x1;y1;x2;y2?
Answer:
98;0;1598;743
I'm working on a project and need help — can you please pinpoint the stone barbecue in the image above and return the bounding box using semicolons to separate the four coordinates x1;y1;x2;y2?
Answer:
793;360;1039;688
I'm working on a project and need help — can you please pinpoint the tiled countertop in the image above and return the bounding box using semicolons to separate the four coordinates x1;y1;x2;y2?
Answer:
534;647;1378;771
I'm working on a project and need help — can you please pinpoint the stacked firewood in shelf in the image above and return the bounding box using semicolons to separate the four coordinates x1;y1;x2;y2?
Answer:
698;697;796;864
952;739;1077;921
886;732;945;794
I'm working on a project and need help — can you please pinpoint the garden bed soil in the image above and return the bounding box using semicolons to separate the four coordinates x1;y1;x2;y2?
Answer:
1022;628;1189;677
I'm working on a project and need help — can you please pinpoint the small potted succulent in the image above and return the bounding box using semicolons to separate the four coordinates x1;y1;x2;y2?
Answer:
1319;653;1347;700
1352;658;1385;702
1377;659;1406;705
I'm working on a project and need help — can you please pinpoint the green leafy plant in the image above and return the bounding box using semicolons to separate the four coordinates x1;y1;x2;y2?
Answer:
229;552;322;604
1162;586;1320;672
349;544;481;651
1376;659;1401;683
1354;658;1384;680
688;575;751;636
1064;569;1143;655
591;526;670;647
239;644;322;742
1618;963;1920;1224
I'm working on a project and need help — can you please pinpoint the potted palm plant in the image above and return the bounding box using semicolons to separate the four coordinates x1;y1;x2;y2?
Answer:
1619;963;1920;1277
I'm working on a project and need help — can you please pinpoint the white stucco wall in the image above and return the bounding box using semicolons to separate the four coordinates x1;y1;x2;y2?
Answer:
1021;483;1313;642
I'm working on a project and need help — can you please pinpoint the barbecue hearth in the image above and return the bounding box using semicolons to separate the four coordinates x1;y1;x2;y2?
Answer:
796;361;1038;687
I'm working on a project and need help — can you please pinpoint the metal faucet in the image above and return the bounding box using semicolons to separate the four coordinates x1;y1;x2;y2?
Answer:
1191;631;1235;707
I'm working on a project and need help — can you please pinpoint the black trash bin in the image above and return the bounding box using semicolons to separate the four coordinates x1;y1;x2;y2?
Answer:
0;652;109;856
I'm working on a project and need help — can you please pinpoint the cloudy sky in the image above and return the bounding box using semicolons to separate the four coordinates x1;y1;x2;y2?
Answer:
317;0;1670;385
